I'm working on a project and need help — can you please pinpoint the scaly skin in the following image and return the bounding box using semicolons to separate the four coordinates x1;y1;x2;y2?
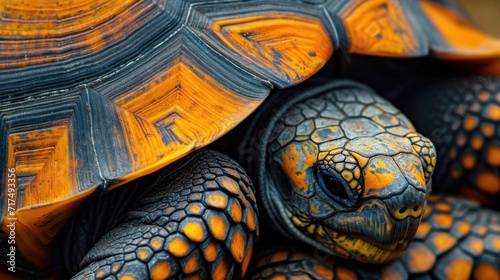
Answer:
397;76;500;208
241;79;436;264
71;150;258;279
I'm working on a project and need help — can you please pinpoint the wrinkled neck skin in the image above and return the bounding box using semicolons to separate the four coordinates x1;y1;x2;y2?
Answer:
257;80;436;264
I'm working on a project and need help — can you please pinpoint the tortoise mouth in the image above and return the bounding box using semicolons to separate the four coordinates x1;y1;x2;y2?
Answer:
332;232;409;264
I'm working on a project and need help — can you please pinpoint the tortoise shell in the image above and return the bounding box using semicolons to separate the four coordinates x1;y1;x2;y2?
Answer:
1;0;500;270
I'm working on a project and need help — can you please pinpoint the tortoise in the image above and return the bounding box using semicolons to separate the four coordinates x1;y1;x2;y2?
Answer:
241;76;500;279
1;0;500;279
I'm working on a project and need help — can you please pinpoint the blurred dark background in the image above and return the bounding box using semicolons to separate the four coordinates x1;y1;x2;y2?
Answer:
457;0;500;37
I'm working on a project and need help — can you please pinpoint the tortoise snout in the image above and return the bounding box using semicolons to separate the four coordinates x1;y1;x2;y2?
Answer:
383;185;426;221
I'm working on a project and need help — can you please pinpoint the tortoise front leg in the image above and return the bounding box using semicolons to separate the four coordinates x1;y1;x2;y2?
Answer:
396;76;500;208
71;150;258;280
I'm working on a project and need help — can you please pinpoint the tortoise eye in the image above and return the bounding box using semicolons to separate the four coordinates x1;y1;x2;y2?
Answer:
317;169;354;207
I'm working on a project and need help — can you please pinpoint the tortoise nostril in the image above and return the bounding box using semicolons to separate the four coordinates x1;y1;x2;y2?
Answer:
413;205;420;212
398;207;408;214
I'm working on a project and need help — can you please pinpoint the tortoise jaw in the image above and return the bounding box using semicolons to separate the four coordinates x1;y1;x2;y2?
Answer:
332;232;409;264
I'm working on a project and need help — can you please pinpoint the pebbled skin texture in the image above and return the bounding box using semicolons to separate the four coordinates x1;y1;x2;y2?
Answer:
242;80;436;264
71;150;258;280
396;76;500;208
248;194;500;280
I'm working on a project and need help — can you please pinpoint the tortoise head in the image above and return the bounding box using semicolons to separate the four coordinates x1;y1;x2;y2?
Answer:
259;81;436;264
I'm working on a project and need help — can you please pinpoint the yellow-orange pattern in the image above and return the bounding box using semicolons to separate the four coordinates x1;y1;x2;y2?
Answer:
212;13;332;84
113;59;262;185
0;0;148;68
340;0;422;57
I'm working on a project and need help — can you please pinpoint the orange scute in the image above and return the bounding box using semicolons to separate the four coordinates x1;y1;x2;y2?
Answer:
212;13;332;85
340;0;422;57
0;0;142;68
419;1;500;59
115;60;261;184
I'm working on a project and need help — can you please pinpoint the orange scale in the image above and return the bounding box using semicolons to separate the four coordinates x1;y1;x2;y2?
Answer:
471;136;484;151
478;91;491;103
481;123;496;137
150;262;172;280
461;154;477;170
218;177;240;195
431;214;454;229
435;202;452;212
381;267;406;280
407;244;436;273
475;171;500;194
182;254;199;274
455;222;472;236
336;266;357;280
211;259;229;280
430;232;457;254
230;229;246;263
487;145;500;167
474;263;500;280
167;237;190;258
415;222;432;239
270;251;288;263
203;242;218;263
485;104;500;121
230;201;243;223
239;245;253;278
444;257;473;280
244;207;257;231
463;116;478;131
181;221;206;243
208;215;228;241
